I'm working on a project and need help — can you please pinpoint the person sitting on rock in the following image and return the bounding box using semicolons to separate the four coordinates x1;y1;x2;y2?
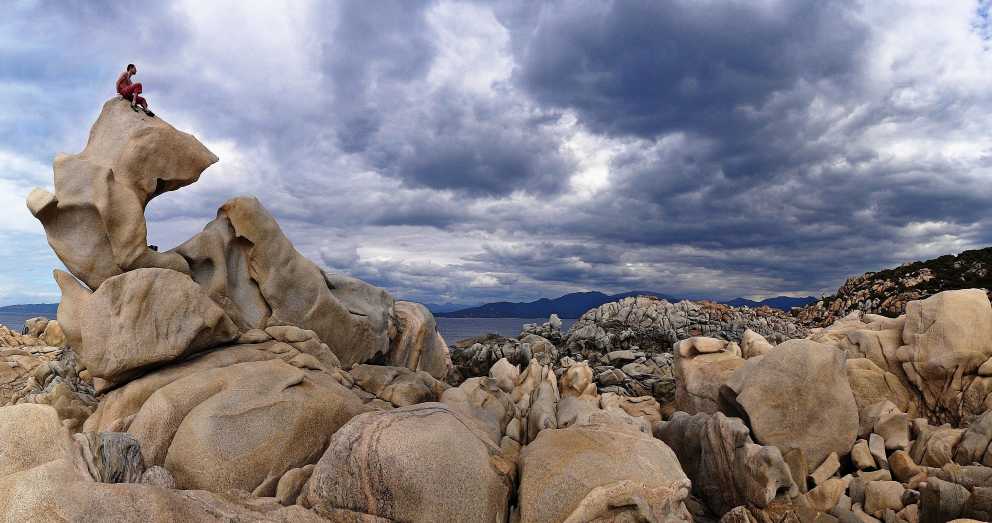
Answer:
116;63;154;117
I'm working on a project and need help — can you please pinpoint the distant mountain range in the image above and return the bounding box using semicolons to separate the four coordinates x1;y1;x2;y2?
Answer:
0;303;58;315
434;292;815;319
723;296;819;310
422;302;476;314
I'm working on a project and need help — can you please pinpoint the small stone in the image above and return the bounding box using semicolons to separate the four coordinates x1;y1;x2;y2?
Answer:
864;481;904;517
858;469;892;482
875;412;909;451
868;433;889;469
596;368;627;387
900;489;919;507
860;401;899;439
896;503;918;523
808;478;847;512
852;439;876;470
833;493;852;513
849;477;867;505
140;465;176;489
811;452;841;486
606;350;637;363
505;417;522;442
888;451;920;483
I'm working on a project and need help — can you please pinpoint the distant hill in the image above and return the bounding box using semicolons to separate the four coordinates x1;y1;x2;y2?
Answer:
797;246;992;326
0;303;58;315
437;291;814;319
723;296;816;310
436;291;683;319
423;302;477;314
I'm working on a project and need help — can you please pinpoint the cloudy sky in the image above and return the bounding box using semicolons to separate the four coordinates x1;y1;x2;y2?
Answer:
2;0;992;307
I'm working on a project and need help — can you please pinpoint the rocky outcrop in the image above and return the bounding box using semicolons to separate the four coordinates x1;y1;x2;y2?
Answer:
797;246;992;326
673;336;745;415
812;290;992;425
0;404;326;522
564;296;807;356
0;320;96;431
1;101;474;520
900;289;992;423
56;268;239;389
448;332;558;383
0;324;44;348
450;297;807;413
520;314;563;344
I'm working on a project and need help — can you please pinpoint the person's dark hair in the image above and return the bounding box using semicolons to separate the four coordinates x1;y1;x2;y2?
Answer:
126;63;136;72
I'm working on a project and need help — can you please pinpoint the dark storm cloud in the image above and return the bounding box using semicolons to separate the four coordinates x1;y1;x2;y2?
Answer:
363;89;574;196
5;1;992;306
510;0;867;139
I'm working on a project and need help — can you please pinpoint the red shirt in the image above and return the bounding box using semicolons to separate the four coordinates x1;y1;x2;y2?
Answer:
116;73;132;96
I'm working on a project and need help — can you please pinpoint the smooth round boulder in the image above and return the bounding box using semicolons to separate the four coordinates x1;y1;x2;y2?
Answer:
518;423;692;522
733;339;859;468
124;359;370;494
303;403;513;522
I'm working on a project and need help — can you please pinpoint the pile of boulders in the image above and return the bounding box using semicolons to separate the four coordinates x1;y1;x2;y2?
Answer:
668;288;992;521
450;295;809;413
0;317;95;432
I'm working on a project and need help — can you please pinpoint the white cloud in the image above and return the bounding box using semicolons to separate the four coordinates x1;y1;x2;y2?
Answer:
427;1;513;94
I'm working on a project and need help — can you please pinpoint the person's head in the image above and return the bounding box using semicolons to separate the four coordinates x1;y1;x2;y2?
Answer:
126;64;136;75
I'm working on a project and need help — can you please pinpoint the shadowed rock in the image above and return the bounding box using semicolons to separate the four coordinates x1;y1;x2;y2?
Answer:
174;196;395;367
658;411;798;517
54;268;239;388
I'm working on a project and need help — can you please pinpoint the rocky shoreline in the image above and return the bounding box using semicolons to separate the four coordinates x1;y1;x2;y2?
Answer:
797;248;992;327
1;100;990;522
